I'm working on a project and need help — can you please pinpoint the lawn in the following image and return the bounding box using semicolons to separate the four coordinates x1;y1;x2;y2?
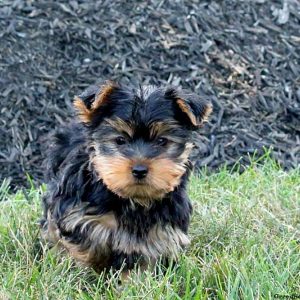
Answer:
0;159;299;299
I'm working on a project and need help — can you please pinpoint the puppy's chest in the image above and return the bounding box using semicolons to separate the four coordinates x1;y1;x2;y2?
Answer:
86;205;190;259
113;212;190;258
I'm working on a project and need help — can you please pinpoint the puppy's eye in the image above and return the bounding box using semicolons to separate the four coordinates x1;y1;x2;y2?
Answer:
156;137;168;146
115;136;126;145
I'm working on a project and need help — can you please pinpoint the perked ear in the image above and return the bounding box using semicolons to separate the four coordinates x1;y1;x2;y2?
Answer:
73;81;118;123
165;88;212;128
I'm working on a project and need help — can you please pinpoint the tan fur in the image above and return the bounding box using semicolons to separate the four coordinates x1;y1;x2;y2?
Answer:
43;208;118;269
147;158;186;197
41;210;60;244
73;82;117;123
178;142;194;161
92;82;116;110
92;155;188;207
103;119;180;141
176;99;212;126
112;224;190;259
43;207;189;271
73;97;93;123
147;224;190;258
105;118;135;138
177;99;198;126
149;121;179;139
59;238;112;273
60;206;117;232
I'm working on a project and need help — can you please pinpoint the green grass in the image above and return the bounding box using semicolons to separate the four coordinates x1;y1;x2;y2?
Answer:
0;160;299;300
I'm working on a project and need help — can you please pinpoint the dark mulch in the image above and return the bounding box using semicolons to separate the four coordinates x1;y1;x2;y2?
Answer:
0;0;299;187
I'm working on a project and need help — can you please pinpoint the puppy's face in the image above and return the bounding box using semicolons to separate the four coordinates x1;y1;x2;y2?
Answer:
74;83;212;206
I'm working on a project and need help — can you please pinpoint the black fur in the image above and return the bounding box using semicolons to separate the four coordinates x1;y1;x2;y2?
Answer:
41;83;211;273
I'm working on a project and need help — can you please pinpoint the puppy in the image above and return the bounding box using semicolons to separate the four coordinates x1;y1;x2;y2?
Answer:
40;82;212;274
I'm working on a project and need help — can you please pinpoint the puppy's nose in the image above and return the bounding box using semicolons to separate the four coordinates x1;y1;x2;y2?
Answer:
132;164;148;179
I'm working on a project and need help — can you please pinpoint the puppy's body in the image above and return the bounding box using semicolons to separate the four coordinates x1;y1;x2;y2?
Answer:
41;83;211;272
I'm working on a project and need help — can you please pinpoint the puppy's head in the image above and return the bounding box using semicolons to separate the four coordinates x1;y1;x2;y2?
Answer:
74;82;212;206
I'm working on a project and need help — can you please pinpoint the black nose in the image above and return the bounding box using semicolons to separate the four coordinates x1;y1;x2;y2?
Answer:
132;164;148;179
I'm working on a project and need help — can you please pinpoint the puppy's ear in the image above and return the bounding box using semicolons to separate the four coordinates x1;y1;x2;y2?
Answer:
165;88;212;128
73;81;118;123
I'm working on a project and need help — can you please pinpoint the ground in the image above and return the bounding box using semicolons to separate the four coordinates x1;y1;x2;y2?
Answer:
1;159;299;299
1;0;299;187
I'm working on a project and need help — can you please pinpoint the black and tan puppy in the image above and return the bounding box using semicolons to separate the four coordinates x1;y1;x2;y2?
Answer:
40;82;212;275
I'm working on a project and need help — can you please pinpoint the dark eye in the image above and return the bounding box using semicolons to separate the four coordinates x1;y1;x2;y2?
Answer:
115;136;126;145
156;137;168;146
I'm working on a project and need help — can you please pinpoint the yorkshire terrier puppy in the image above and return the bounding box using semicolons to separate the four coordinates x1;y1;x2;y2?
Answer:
40;81;212;274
